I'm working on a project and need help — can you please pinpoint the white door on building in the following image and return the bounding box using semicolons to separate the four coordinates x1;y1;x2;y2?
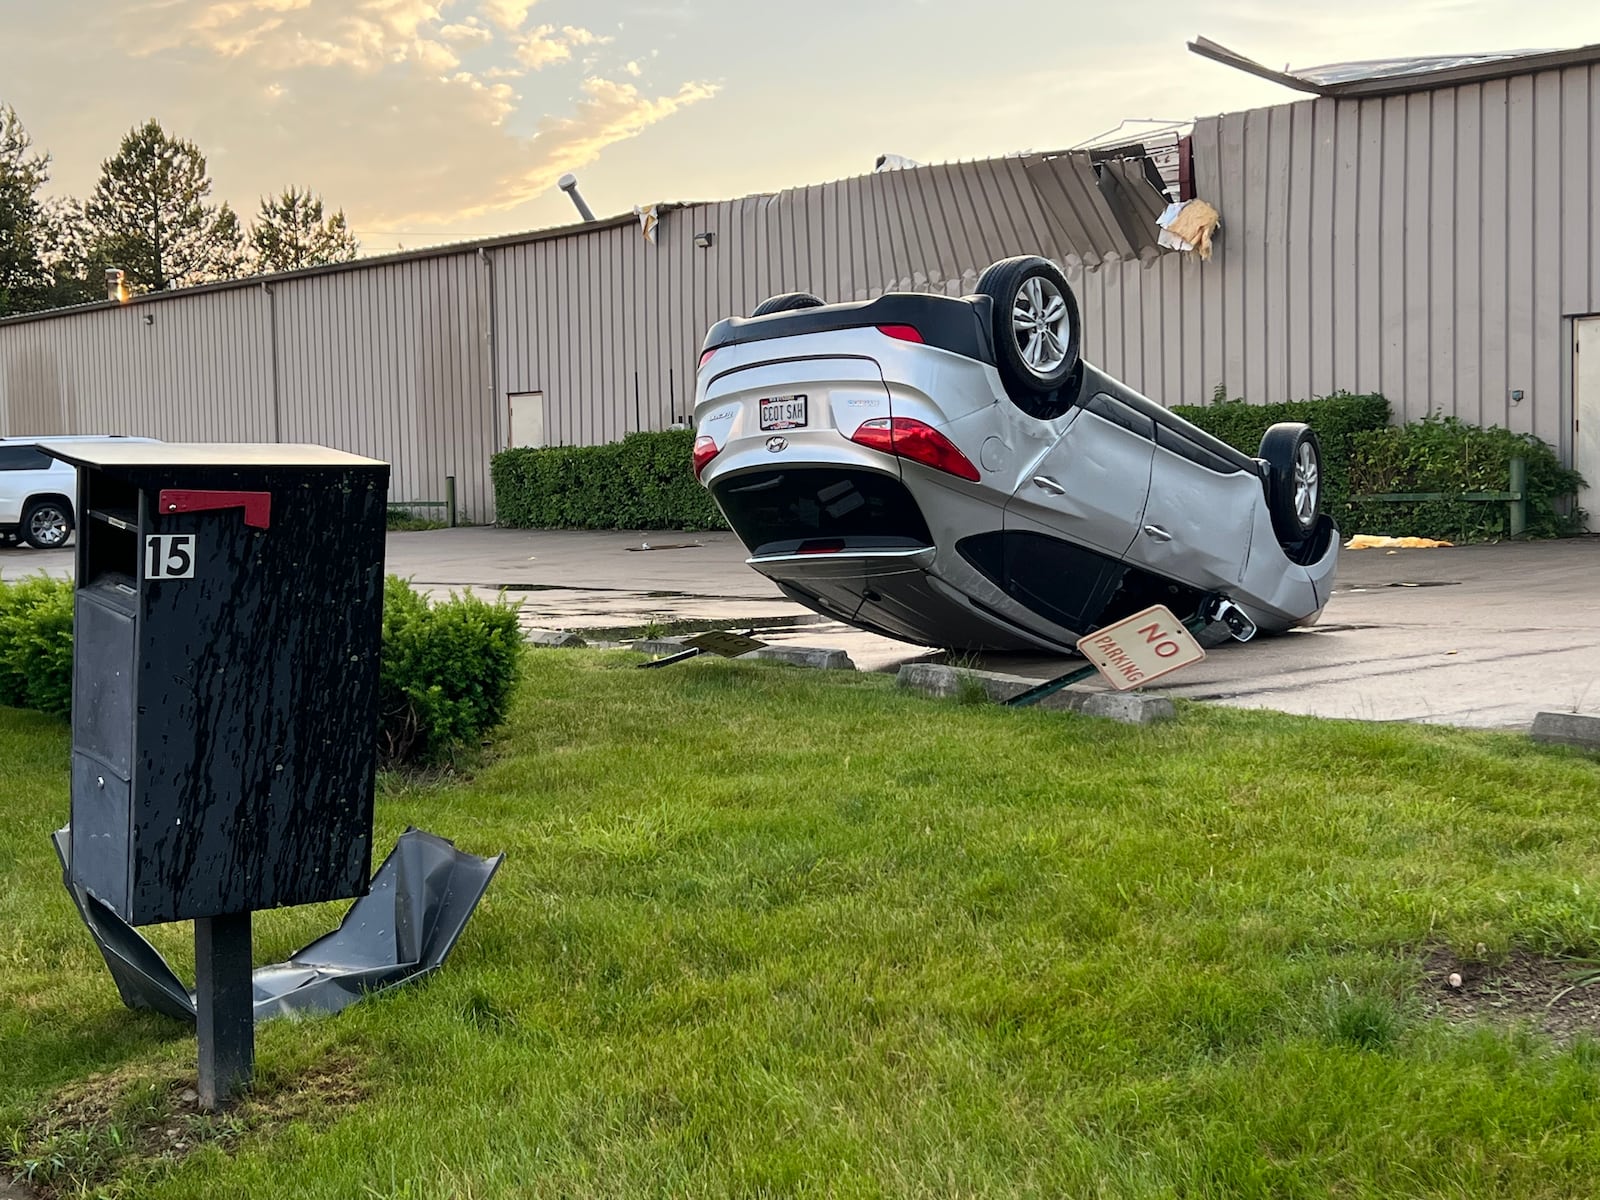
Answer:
1578;320;1600;531
508;391;545;449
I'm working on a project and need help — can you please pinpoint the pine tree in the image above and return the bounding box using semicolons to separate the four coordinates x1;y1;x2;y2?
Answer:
0;104;53;316
250;187;360;274
83;119;243;292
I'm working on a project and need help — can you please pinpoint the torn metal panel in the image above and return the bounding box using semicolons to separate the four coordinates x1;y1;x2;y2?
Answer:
1188;36;1600;99
1022;152;1140;266
1095;159;1172;261
55;826;503;1023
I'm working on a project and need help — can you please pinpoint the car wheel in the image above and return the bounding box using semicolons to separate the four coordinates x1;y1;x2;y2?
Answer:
1258;423;1322;545
976;256;1081;398
22;499;73;549
750;292;824;317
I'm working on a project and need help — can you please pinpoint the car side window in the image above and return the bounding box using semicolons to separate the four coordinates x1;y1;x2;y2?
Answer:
0;446;51;471
1084;392;1155;440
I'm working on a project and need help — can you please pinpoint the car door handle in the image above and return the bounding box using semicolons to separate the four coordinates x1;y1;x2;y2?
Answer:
1031;475;1066;495
1142;524;1172;542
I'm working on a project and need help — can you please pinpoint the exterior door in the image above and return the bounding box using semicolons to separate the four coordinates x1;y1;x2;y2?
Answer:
1126;442;1260;593
508;391;545;449
1578;319;1600;531
1004;401;1154;560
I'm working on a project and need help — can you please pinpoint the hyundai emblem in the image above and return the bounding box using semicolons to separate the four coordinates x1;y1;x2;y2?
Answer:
766;436;787;453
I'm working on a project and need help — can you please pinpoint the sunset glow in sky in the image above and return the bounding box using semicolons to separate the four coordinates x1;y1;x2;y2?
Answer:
1;0;1593;254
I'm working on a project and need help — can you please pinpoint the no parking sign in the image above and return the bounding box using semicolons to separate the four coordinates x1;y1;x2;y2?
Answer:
1076;605;1206;691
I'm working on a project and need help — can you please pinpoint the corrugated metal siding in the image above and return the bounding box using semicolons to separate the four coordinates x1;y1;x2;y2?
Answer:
1070;63;1600;455
489;156;1149;449
6;67;1593;522
0;288;275;441
269;252;496;518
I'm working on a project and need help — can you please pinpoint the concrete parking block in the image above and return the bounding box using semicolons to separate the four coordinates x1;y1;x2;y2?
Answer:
739;645;856;670
895;663;1175;724
1066;691;1177;725
897;663;1035;702
1530;711;1600;749
633;638;689;656
526;629;587;648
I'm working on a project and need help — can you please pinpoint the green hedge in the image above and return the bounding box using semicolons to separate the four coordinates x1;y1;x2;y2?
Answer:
488;398;1582;542
0;575;74;716
378;578;524;766
1346;415;1585;541
492;431;727;531
1171;391;1392;519
0;574;524;765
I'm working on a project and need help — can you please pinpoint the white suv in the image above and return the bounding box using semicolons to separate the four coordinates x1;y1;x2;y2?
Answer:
0;435;162;549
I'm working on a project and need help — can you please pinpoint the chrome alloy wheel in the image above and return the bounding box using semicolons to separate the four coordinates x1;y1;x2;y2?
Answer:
1294;441;1320;525
1011;275;1071;375
28;505;70;548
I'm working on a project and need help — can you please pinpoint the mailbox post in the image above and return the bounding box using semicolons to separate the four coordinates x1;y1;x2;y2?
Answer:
43;442;390;1109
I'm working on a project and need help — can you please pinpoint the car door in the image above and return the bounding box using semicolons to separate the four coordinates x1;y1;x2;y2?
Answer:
1124;427;1261;592
0;444;57;528
1003;392;1155;560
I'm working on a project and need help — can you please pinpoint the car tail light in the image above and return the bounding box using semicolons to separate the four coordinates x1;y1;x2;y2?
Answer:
691;434;721;479
876;324;924;344
698;347;717;369
848;417;980;482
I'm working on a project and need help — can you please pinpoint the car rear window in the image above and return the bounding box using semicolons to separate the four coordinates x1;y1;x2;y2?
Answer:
711;467;932;555
0;445;51;471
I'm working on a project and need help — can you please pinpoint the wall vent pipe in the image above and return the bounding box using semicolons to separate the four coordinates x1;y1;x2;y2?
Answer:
557;173;597;222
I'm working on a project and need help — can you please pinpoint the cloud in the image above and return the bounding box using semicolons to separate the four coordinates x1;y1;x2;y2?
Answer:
560;25;609;47
479;0;536;31
128;0;460;72
438;20;492;43
513;25;573;69
483;76;718;216
7;0;719;239
511;23;607;70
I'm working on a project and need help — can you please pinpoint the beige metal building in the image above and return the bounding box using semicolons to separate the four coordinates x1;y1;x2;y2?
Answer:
2;42;1597;522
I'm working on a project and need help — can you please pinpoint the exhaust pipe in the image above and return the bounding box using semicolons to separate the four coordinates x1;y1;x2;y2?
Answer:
557;173;597;222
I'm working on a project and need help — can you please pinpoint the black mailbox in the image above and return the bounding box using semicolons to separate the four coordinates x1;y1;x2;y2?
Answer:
45;442;390;926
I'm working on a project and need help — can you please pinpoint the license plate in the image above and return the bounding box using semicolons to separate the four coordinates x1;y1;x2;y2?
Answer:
760;394;808;431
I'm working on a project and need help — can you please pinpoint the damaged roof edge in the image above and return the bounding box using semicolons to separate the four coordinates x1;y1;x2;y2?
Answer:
1187;37;1330;97
1188;35;1600;99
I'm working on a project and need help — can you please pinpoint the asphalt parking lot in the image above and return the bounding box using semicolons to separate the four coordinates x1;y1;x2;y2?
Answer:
7;528;1597;730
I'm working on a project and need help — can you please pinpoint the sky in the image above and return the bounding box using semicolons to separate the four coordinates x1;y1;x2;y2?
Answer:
0;0;1594;255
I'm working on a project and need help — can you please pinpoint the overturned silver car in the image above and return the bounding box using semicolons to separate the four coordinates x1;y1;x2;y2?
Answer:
691;256;1338;653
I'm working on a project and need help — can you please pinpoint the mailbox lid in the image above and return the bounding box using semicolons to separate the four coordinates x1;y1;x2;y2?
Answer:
39;442;387;470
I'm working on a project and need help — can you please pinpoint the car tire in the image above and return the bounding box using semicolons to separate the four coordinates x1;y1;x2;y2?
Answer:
21;498;74;550
976;256;1081;398
1258;423;1322;545
750;292;824;317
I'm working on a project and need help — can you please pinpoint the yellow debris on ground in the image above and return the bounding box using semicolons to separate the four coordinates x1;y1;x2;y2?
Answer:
1344;535;1456;550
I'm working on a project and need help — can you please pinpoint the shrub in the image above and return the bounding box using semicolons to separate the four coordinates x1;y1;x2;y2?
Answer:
0;575;74;715
378;577;525;766
492;430;727;531
1171;390;1392;519
0;574;524;762
1346;414;1585;541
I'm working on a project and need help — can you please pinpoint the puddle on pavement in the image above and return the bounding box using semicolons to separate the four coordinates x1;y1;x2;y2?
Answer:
1342;581;1461;592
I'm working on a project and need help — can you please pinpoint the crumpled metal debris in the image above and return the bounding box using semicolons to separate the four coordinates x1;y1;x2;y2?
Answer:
53;826;503;1023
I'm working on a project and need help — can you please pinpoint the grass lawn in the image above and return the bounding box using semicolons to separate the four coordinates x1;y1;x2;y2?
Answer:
5;651;1600;1198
